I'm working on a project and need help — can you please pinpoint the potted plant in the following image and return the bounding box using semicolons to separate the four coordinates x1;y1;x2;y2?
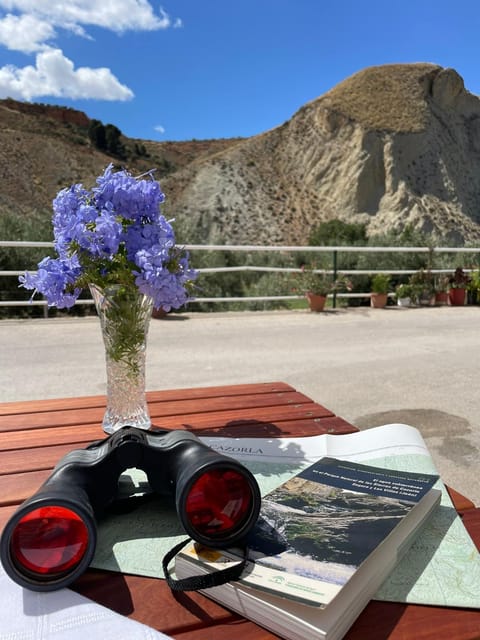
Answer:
467;269;480;305
408;269;435;306
448;267;470;306
370;273;391;308
434;274;450;306
297;266;350;312
395;283;413;307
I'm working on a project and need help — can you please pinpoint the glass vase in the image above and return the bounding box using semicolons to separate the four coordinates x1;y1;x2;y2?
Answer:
89;284;154;434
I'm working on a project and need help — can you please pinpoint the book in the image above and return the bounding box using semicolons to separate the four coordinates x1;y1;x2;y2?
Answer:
174;455;441;640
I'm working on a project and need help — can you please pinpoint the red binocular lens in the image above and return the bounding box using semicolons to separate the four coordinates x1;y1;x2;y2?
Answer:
184;468;254;540
10;506;90;577
2;499;96;590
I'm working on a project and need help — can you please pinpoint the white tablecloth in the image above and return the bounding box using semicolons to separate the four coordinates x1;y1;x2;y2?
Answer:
0;563;172;640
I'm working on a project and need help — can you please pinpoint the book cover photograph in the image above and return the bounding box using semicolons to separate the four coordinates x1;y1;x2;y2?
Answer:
240;457;439;605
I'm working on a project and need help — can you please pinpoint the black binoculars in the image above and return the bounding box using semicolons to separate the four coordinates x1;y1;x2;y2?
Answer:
0;427;261;591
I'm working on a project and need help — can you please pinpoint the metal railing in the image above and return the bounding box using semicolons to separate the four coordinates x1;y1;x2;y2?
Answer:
1;241;479;311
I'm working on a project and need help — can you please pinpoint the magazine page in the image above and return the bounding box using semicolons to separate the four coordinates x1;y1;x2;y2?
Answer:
90;424;480;608
200;422;431;467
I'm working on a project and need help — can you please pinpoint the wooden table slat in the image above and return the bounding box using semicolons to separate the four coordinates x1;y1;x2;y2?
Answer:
0;390;317;432
189;415;357;438
0;382;294;417
461;509;480;551
346;599;480;640
0;504;18;530
0;411;355;456
1;469;51;505
151;402;334;432
0;416;357;475
0;424;106;452
0;440;94;475
447;486;476;513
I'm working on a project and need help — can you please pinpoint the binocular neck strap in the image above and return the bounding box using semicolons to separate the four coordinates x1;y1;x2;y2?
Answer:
163;538;248;592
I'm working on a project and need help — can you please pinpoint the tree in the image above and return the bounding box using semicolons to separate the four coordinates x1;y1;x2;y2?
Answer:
88;119;126;159
88;119;106;150
309;219;368;246
105;124;126;158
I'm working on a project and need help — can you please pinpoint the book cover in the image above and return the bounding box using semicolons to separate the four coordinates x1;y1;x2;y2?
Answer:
243;457;438;605
179;457;440;609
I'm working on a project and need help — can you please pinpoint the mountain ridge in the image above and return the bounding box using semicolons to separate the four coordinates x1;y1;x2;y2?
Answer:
2;62;480;244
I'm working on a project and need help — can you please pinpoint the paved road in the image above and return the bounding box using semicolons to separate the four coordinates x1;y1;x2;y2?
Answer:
2;306;480;505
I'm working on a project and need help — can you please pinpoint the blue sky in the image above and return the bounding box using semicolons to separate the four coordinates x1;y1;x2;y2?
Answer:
0;1;480;142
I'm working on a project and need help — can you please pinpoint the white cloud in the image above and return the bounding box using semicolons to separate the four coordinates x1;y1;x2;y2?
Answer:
0;48;134;100
0;13;55;52
154;124;165;134
0;2;181;101
0;2;175;39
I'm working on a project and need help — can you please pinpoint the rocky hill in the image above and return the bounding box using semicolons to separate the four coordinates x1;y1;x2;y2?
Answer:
2;63;480;244
162;63;480;245
0;98;240;220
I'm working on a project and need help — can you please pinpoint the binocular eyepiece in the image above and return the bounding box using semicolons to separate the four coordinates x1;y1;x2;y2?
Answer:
0;427;261;591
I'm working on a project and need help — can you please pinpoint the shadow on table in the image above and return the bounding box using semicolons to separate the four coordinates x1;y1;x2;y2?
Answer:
193;419;294;438
71;569;136;615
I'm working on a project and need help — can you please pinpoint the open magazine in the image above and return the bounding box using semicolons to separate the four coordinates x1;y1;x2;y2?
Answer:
91;423;480;609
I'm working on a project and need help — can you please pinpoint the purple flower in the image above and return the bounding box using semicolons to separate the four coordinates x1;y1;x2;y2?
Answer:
94;164;165;222
19;255;82;308
124;216;175;261
53;185;92;256
87;209;123;257
133;247;196;310
19;164;197;310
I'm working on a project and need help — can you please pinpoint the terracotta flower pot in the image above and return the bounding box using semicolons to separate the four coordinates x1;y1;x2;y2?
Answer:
370;293;388;308
152;307;168;319
306;292;327;312
449;288;466;306
418;292;435;306
435;291;449;306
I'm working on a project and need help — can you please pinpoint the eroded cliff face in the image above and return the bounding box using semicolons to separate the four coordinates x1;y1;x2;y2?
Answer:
2;64;480;244
164;64;480;244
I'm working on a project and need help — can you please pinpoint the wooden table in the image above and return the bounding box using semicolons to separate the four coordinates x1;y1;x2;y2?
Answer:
1;381;480;639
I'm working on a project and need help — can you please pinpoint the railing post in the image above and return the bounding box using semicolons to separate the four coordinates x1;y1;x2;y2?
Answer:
332;250;338;309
